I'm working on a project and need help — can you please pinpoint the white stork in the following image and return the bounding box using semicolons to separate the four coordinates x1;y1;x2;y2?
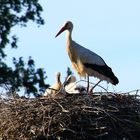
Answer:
43;72;62;97
64;75;86;94
55;21;119;93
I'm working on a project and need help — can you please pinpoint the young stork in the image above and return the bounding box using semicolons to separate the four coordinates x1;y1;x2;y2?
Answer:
55;21;119;92
64;75;86;94
43;72;62;97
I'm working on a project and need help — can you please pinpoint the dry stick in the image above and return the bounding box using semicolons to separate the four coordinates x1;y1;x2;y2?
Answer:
75;80;109;92
50;127;76;137
89;80;102;94
125;89;140;95
47;117;53;137
97;107;119;131
106;105;119;112
136;89;140;95
41;108;48;136
52;99;69;113
98;107;117;122
135;89;140;99
94;132;108;139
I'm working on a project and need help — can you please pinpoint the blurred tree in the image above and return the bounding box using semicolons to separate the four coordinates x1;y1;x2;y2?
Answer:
0;0;49;97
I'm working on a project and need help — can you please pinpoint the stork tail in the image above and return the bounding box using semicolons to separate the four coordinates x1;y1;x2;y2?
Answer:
84;63;119;85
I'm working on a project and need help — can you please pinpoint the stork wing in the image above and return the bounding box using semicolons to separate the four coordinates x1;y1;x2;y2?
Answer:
73;41;106;66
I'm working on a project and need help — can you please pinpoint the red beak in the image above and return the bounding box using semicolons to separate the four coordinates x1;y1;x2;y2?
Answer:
55;26;66;37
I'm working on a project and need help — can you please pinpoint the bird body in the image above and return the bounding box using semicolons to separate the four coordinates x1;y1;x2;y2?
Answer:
67;40;106;75
43;72;62;97
55;21;119;89
64;75;86;94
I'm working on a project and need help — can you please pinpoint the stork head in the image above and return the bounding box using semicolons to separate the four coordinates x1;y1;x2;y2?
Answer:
65;75;76;85
55;21;73;37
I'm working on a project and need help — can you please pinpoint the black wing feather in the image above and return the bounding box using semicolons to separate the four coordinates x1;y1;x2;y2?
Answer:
84;63;119;85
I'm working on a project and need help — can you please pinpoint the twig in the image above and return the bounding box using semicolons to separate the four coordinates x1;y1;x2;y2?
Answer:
52;99;69;113
75;80;109;92
94;132;108;138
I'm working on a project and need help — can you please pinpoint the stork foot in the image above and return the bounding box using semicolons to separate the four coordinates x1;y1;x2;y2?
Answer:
88;88;94;95
88;90;93;96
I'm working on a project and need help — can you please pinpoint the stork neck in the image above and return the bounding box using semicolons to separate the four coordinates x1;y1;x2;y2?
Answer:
66;30;72;45
56;75;61;83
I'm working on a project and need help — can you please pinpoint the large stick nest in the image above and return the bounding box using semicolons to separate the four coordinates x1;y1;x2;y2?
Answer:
0;91;140;140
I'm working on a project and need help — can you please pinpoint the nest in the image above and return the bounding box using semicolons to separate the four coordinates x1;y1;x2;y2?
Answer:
0;91;140;140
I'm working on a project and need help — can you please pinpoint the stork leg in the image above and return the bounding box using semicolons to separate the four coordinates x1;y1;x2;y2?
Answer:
89;80;102;95
87;75;90;93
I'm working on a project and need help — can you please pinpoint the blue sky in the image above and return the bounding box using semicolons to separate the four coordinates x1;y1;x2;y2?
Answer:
6;0;140;93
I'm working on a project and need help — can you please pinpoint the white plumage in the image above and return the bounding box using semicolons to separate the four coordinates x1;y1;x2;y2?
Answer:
64;75;86;94
55;21;119;92
43;72;62;97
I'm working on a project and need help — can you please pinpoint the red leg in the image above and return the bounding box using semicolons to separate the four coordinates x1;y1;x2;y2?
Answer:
89;80;102;94
87;75;89;93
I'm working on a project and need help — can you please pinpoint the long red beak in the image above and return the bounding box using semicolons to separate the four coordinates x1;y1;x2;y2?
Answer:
55;26;66;37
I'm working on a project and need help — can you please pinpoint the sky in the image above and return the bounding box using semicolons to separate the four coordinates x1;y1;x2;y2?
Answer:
6;0;140;93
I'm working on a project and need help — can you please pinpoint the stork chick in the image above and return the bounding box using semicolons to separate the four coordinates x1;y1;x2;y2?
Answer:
55;21;119;93
64;75;86;94
43;72;62;97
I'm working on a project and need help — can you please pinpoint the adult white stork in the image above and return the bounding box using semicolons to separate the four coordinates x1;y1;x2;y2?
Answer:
64;75;86;94
55;21;119;92
43;72;62;97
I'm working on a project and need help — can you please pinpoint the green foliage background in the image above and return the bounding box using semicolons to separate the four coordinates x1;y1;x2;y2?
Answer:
0;0;49;97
